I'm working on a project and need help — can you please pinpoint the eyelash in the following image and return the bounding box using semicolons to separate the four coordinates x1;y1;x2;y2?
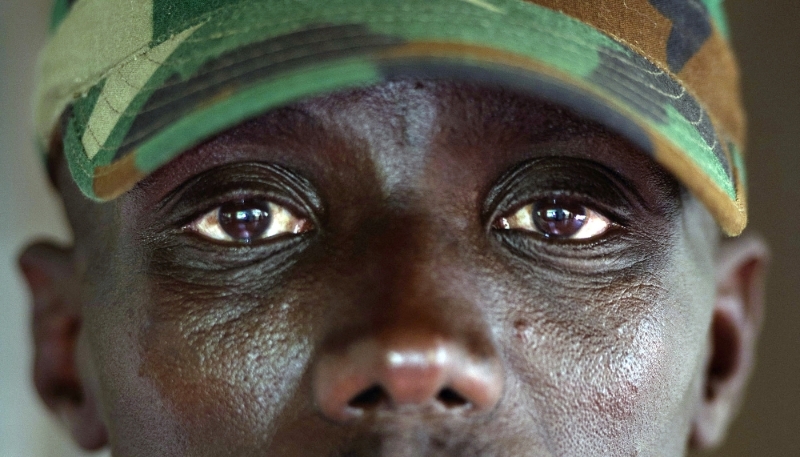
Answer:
183;198;313;245
183;196;616;248
493;199;615;241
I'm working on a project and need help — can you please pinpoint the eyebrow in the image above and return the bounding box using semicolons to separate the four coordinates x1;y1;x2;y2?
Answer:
127;100;354;208
244;104;323;140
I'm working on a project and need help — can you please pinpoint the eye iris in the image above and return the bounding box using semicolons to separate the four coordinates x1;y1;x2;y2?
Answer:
533;200;587;237
218;200;271;242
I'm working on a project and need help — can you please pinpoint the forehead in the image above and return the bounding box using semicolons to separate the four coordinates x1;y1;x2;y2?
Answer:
131;79;680;210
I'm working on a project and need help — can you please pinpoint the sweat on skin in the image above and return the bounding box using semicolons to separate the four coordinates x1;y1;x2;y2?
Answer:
22;0;764;455
20;80;767;456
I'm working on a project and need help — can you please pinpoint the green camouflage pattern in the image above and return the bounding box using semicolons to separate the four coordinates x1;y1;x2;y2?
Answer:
36;0;747;235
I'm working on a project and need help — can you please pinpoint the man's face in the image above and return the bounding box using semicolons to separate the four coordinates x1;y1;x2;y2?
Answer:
55;80;724;456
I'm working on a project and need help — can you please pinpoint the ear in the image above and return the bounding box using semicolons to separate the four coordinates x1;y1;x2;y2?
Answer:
18;241;108;450
691;233;769;449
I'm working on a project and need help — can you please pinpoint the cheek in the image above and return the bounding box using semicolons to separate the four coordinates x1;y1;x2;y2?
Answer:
506;269;713;455
81;274;189;456
83;262;316;455
137;282;314;451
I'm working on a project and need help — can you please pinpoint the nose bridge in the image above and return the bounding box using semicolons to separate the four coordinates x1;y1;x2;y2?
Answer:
312;209;505;422
355;208;483;338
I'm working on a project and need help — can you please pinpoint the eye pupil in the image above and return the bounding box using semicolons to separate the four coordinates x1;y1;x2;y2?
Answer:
218;199;271;242
533;200;587;238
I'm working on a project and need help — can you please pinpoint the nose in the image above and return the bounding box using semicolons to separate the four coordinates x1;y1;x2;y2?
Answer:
313;329;504;422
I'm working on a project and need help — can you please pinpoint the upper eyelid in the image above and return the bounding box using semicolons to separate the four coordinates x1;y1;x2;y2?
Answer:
482;158;641;223
154;162;325;224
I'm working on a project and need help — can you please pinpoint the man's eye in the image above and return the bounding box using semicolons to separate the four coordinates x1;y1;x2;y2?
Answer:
185;198;313;244
493;199;613;240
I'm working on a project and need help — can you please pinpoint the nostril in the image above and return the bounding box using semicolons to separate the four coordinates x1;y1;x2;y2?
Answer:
348;385;471;410
436;387;469;408
348;385;388;409
314;336;505;422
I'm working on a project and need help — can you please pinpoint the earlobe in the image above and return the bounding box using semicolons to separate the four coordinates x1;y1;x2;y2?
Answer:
18;241;108;450
691;233;769;450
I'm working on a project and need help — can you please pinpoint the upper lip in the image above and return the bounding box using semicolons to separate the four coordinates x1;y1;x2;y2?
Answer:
323;420;548;457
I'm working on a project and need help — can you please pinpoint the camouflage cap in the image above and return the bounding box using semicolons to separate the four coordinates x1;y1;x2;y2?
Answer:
35;0;747;235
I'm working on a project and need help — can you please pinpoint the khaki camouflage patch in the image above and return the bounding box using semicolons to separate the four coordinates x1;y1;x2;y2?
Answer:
36;0;747;235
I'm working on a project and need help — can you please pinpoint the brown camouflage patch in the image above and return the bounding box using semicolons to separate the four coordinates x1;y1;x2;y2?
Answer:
93;152;145;200
648;131;746;235
527;0;673;67
679;30;745;147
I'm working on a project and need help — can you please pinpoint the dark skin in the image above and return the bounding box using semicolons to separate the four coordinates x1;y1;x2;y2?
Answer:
19;80;767;456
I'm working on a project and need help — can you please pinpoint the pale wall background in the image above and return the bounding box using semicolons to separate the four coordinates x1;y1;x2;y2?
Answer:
0;0;93;456
1;1;797;456
711;1;800;455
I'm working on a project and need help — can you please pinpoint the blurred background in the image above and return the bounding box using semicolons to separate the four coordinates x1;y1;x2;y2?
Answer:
1;1;797;455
